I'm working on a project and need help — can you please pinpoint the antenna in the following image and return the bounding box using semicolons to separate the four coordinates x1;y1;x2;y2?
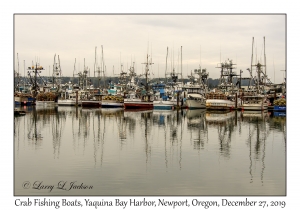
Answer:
94;46;97;77
264;36;266;85
273;55;275;84
181;46;183;81
165;47;168;81
24;60;25;90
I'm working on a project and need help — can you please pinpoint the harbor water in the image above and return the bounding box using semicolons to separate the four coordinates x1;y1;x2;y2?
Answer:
14;106;286;196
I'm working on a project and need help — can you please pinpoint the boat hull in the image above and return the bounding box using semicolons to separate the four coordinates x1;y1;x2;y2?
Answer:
81;100;101;108
101;100;124;108
186;99;206;109
206;99;235;110
273;106;286;112
153;100;174;110
124;101;153;109
14;96;35;106
57;99;76;106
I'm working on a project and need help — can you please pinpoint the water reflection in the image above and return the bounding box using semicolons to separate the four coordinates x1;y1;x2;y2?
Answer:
152;110;184;169
14;107;286;195
206;111;236;158
14;108;286;162
186;109;207;150
241;110;271;185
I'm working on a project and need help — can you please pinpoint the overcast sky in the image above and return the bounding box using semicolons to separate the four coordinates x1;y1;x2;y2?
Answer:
14;14;286;83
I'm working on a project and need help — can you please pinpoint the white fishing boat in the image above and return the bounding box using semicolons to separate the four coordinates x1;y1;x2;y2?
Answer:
57;82;82;106
206;92;237;110
152;78;182;110
153;88;181;110
241;94;268;110
153;99;175;110
185;92;206;109
182;67;209;109
57;98;76;106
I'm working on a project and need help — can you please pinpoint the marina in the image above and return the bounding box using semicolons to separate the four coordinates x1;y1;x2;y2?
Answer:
13;45;287;196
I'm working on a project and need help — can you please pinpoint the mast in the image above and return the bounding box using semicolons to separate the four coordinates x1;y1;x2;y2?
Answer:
52;55;55;88
24;60;25;92
17;53;20;91
101;45;105;88
94;46;97;78
73;58;76;84
165;47;168;83
181;46;182;81
142;53;154;92
250;37;254;90
84;58;86;89
264;36;266;86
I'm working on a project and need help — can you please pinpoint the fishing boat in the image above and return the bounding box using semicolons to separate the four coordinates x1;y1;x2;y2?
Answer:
35;92;57;106
124;92;153;109
241;94;268;111
101;95;124;108
57;82;82;106
14;92;35;106
185;89;206;109
153;98;176;110
153;83;181;110
206;91;237;110
183;85;206;109
183;67;209;109
57;93;76;106
124;53;154;109
153;48;184;110
81;85;102;108
206;59;240;110
101;76;126;108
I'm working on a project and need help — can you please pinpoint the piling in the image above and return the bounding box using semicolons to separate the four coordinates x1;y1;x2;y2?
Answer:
235;92;238;110
177;92;179;109
75;90;78;107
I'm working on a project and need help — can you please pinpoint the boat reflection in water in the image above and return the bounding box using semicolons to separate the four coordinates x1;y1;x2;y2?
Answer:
240;110;271;186
14;106;286;196
205;110;237;158
186;109;207;150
